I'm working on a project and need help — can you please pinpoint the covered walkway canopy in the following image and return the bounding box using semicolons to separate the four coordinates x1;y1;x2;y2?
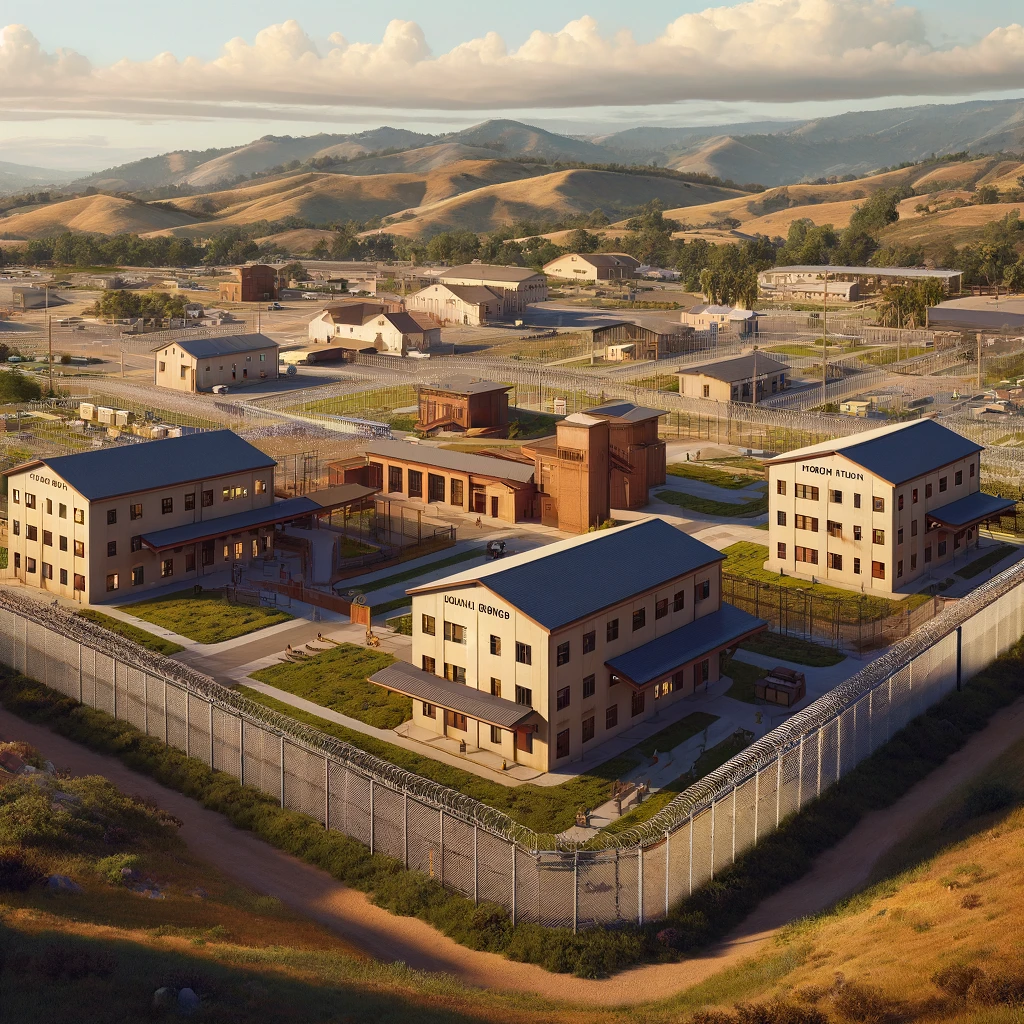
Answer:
926;492;1016;531
606;604;766;689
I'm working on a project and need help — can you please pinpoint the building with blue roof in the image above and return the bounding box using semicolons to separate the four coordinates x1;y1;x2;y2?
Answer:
369;518;765;772
765;419;1014;593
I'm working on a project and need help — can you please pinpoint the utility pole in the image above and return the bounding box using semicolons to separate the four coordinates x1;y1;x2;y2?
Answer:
47;313;53;394
977;331;982;393
821;271;829;407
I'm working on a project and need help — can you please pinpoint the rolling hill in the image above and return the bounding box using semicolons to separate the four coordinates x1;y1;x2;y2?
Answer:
0;193;201;239
0;160;80;195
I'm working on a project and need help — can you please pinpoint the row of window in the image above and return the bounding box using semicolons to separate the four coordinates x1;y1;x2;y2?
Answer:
12;523;85;556
780;517;936;545
13;555;84;590
11;493;85;522
778;466;973;508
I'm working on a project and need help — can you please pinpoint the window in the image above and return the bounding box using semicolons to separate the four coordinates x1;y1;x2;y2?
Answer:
955;470;963;486
408;470;423;498
939;476;948;493
222;485;247;501
450;479;464;506
777;542;787;560
853;493;861;509
489;633;500;655
446;711;468;732
515;685;532;707
180;365;188;379
24;493;35;509
583;630;596;654
106;573;119;592
583;674;596;699
422;655;436;674
427;473;445;503
444;663;466;684
73;508;84;525
254;479;267;495
422;702;436;718
777;480;786;495
107;541;116;557
898;494;904;511
827;520;842;538
872;529;885;545
631;691;645;717
702;383;710;398
897;560;904;578
795;546;819;564
582;716;595;743
129;535;142;553
202;490;213;507
73;573;85;592
872;496;885;512
794;514;818;532
556;729;570;759
777;510;787;527
632;607;646;631
828;552;843;570
606;704;618;729
515;642;531;665
911;553;918;570
59;568;67;585
911;519;918;537
673;590;685;612
73;540;85;558
829;489;843;504
130;504;142;520
25;525;37;542
107;509;117;525
131;566;144;586
556;641;570;666
970;463;975;478
490;725;503;745
11;520;18;537
695;579;711;601
490;678;501;698
59;535;67;552
25;557;36;574
938;540;947;557
655;598;668;620
159;558;173;578
185;493;195;511
912;488;918;504
924;544;933;563
606;618;620;643
853;525;862;541
388;465;403;493
895;527;903;546
556;686;571;711
794;484;819;500
12;553;18;571
41;562;52;581
58;503;66;519
185;552;195;572
158;361;166;372
872;561;885;579
925;483;933;499
10;489;17;504
443;621;466;644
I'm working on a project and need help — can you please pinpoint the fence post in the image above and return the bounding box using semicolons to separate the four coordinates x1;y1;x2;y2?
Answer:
573;851;579;934
163;679;168;745
438;810;444;887
664;832;671;916
776;751;782;827
112;658;118;720
78;642;82;704
688;813;694;895
185;690;190;757
511;845;517;926
816;729;823;798
239;718;244;786
797;734;804;808
369;780;374;855
404;793;409;868
209;700;215;769
638;845;644;926
473;825;479;906
709;801;716;879
143;674;149;736
324;756;330;830
956;625;963;690
279;735;285;808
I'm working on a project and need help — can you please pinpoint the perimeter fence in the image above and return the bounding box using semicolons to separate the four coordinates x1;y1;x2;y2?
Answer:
2;556;1024;930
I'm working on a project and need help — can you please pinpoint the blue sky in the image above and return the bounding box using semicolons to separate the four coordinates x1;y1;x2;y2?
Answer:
1;1;1023;170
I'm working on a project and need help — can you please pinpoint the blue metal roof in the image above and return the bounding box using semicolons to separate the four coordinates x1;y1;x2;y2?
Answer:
927;491;1016;529
36;430;276;501
410;518;724;631
606;604;766;687
154;333;278;359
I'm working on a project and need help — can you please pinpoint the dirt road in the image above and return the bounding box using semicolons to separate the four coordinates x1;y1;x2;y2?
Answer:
4;698;1024;1008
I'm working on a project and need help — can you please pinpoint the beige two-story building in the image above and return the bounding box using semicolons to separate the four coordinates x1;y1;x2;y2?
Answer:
765;419;1014;594
369;518;764;771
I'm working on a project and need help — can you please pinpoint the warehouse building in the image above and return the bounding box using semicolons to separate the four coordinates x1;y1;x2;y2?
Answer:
368;518;765;771
679;353;790;403
543;252;640;282
758;265;962;300
3;430;376;603
406;283;506;326
437;264;548;312
765;419;1014;594
154;333;279;392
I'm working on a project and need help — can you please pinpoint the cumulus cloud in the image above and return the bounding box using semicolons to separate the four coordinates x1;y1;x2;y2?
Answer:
3;2;1024;117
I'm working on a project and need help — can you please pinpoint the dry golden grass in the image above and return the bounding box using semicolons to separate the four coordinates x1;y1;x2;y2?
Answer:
882;201;1024;248
0;194;199;239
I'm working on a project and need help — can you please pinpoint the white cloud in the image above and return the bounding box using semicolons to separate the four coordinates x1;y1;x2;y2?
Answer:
3;3;1024;117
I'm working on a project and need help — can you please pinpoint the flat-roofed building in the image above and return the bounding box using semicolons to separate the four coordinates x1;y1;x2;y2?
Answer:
369;518;764;771
679;353;790;403
416;377;512;437
154;333;279;392
543;252;640;282
758;265;963;300
765;419;1014;593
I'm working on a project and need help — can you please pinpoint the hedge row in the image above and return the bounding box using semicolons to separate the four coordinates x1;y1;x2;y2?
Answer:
2;637;1023;977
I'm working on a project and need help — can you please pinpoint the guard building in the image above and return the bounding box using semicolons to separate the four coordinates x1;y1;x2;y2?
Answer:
415;377;512;437
154;333;279;392
765;419;1014;594
3;430;376;603
219;264;279;303
678;353;790;403
368;518;765;771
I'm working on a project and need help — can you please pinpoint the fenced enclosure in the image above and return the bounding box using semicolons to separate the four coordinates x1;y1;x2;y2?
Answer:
2;555;1024;930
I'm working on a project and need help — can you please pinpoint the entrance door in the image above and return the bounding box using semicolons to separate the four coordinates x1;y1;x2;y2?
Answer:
472;490;486;514
490;496;499;518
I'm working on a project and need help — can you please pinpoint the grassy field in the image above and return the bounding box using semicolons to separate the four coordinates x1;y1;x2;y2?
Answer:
955;543;1018;579
636;711;718;758
739;630;847;667
723;542;932;617
76;609;184;656
723;657;767;703
123;590;293;644
338;536;376;559
667;463;765;489
248;643;407;729
295;385;417;424
357;546;485;594
657;489;768;518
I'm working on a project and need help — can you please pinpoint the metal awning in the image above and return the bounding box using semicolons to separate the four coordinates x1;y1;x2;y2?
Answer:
605;604;766;688
369;662;539;730
926;491;1017;530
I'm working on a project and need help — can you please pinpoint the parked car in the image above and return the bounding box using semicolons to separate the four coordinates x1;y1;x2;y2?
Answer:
267;302;283;310
211;385;229;394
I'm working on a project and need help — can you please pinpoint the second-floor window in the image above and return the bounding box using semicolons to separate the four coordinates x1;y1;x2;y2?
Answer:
556;641;570;666
162;497;173;515
443;621;466;644
130;504;142;520
515;642;531;665
421;614;435;636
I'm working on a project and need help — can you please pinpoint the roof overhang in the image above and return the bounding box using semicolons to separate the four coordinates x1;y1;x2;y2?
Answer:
926;492;1017;531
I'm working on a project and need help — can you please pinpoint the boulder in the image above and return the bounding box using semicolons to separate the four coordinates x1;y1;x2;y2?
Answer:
152;987;176;1012
177;987;201;1013
45;874;82;893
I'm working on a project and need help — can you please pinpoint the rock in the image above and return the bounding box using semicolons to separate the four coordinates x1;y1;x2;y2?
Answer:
43;761;55;774
152;987;177;1012
177;987;201;1013
45;874;82;893
0;749;26;774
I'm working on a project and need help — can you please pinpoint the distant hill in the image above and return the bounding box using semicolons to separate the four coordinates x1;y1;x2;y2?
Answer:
0;193;201;238
440;119;619;163
0;160;80;196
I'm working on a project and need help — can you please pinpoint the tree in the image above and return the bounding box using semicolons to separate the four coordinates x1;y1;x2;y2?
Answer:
1004;258;1024;294
975;185;1000;205
310;238;330;258
565;228;600;253
0;369;42;403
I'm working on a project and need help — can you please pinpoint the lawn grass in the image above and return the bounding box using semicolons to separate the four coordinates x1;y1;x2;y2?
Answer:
338;536;376;559
249;643;408;729
356;547;484;594
122;589;293;644
77;609;184;656
738;630;847;667
955;542;1018;579
666;463;764;490
723;657;767;703
722;542;931;617
371;597;413;616
636;711;718;758
508;407;560;439
656;490;768;518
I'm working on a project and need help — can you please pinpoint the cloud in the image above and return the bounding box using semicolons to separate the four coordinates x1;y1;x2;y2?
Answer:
3;2;1024;118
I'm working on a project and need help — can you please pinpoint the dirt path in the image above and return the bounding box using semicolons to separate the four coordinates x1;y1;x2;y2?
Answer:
4;698;1024;1008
